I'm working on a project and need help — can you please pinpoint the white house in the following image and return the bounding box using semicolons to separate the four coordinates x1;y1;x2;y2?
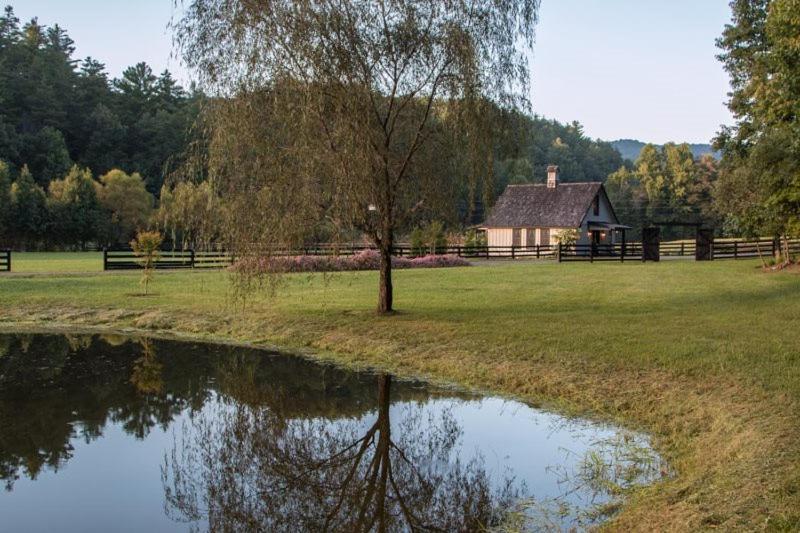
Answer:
480;165;628;250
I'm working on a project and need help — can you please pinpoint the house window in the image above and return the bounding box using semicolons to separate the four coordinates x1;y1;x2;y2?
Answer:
525;228;536;247
593;195;600;216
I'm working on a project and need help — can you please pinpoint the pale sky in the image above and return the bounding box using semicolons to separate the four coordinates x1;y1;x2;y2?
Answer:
14;0;734;144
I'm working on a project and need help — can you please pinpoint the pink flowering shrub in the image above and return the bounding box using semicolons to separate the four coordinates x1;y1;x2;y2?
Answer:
230;250;469;274
410;254;471;268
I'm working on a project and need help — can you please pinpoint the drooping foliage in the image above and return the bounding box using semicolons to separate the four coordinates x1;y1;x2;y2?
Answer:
176;0;544;312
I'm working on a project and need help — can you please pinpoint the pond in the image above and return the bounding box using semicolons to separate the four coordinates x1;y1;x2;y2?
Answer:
0;333;664;532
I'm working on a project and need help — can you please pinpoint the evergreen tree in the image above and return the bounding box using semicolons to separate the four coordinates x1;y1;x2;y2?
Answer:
0;6;201;203
10;165;47;249
0;160;11;245
21;126;72;186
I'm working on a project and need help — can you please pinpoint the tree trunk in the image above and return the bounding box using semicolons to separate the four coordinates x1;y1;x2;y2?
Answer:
378;242;393;314
375;374;391;533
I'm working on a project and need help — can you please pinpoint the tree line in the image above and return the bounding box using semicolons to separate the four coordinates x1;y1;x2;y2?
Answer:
0;4;635;253
0;5;199;196
605;144;719;240
5;0;791;265
0;161;154;249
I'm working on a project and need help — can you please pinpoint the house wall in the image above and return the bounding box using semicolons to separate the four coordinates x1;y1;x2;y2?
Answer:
487;228;513;247
487;227;575;250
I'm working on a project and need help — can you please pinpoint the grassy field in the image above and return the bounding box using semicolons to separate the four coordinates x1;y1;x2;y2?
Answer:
1;257;799;530
10;251;103;273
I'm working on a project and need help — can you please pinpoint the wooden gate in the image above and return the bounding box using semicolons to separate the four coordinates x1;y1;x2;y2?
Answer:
695;228;714;261
642;227;660;262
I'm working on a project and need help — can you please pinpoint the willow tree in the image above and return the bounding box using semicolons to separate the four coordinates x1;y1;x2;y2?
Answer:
163;374;520;531
176;0;539;313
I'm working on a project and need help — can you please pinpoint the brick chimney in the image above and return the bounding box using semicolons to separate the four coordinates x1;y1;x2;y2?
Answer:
547;165;559;188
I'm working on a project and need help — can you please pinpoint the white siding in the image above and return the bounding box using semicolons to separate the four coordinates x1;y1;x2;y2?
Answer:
487;227;576;248
487;228;513;247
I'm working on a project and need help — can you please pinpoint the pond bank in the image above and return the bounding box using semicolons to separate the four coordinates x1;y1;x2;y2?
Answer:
1;261;799;530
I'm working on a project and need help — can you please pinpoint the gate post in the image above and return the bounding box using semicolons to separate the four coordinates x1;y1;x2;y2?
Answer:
642;227;661;262
695;229;714;261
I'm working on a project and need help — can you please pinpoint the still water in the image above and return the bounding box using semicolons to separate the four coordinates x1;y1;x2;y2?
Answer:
0;334;663;532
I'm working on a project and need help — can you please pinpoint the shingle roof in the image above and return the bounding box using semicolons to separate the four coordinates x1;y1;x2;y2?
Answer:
483;182;603;228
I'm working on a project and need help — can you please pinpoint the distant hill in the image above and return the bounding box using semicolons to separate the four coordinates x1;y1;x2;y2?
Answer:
610;139;720;162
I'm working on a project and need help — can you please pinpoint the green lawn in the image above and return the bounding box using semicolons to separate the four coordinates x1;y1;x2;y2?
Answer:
1;259;799;530
10;251;103;273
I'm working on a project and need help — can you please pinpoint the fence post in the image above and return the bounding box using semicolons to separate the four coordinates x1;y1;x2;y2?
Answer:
621;242;625;263
558;243;562;263
103;248;108;271
457;245;462;257
536;244;540;259
681;242;685;256
190;248;196;268
511;245;516;260
734;241;738;260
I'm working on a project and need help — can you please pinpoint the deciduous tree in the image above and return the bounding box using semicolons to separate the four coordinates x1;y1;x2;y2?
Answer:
47;165;102;248
96;169;154;245
176;0;540;313
715;0;800;256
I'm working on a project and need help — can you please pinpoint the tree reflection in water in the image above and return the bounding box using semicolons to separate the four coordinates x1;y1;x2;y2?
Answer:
162;374;521;532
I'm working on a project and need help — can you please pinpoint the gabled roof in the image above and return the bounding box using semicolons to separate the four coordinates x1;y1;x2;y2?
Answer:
483;182;604;228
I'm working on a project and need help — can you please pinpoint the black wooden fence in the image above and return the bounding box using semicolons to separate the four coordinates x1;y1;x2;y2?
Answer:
557;238;800;262
557;243;644;262
104;248;234;270
101;238;800;270
712;238;800;259
0;250;9;272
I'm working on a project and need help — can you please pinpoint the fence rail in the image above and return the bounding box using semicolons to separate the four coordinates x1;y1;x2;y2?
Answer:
0;250;9;272
557;243;644;262
104;249;235;270
712;239;800;260
102;238;800;270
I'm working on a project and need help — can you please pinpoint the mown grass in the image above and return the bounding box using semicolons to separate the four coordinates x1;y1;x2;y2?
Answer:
1;259;799;530
10;251;103;273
